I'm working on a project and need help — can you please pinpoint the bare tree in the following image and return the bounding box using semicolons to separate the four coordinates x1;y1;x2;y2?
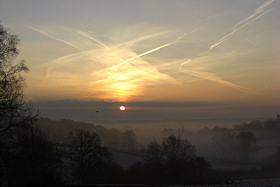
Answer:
145;141;163;164
2;127;62;185
236;131;259;161
162;135;196;162
141;135;212;184
67;129;111;183
0;23;37;133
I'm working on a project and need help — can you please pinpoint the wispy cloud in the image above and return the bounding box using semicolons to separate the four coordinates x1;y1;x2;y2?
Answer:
26;21;260;101
209;0;274;51
233;0;275;30
27;26;105;79
117;31;170;48
76;30;108;49
27;25;179;101
178;65;257;94
26;25;82;51
177;56;258;94
114;33;187;70
178;59;191;70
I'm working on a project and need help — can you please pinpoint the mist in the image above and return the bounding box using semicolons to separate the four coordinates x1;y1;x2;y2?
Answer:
34;115;280;178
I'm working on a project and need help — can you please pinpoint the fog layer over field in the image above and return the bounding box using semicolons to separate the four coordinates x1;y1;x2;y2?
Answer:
37;116;280;172
91;118;259;143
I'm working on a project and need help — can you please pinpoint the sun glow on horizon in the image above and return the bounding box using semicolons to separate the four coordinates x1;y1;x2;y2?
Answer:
11;0;277;105
119;105;126;111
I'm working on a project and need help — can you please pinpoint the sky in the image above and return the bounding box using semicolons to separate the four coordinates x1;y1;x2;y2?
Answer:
0;0;279;120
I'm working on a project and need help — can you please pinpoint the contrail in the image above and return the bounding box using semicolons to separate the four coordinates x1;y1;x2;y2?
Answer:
115;33;187;69
76;30;171;65
209;8;272;51
178;59;191;70
123;26;200;64
117;31;170;48
178;67;257;94
76;30;108;49
26;25;82;51
233;0;274;30
26;26;103;79
44;52;82;79
209;0;274;51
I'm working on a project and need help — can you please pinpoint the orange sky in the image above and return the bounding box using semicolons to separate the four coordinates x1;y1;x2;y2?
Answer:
0;0;279;119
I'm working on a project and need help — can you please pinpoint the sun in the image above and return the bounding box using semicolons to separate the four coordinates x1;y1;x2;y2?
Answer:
119;105;126;111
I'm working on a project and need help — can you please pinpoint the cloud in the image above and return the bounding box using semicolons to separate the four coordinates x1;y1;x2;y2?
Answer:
32;99;280;120
27;25;179;101
233;0;274;30
88;48;178;101
33;99;226;108
178;61;257;94
178;59;191;70
114;32;187;70
26;25;82;51
26;21;260;101
76;30;108;49
117;31;170;48
209;0;274;51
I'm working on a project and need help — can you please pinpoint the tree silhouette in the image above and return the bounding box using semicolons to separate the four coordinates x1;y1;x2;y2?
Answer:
67;129;111;183
236;131;259;161
212;130;259;161
212;131;237;161
121;130;138;152
139;135;213;184
1;127;62;185
145;141;163;164
0;23;38;133
162;135;196;162
0;22;41;186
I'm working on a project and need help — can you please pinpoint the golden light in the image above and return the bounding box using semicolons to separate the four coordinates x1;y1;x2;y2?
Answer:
119;105;126;111
87;47;177;101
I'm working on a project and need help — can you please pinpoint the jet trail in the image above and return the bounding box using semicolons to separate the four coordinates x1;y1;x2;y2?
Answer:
233;0;274;30
178;67;257;94
26;25;82;51
115;33;187;69
76;30;108;49
178;59;191;70
117;31;169;48
209;0;274;51
26;26;104;80
43;52;85;79
41;31;170;80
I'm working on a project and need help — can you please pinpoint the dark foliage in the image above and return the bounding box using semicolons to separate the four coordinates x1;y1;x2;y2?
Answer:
67;128;119;184
212;130;259;161
261;145;280;176
1;127;62;185
1;22;48;186
0;23;38;133
36;118;139;152
127;135;215;185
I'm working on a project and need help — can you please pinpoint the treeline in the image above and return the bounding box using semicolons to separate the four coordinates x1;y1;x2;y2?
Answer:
197;115;280;140
2;117;280;185
36;118;139;152
0;125;221;185
159;115;280;162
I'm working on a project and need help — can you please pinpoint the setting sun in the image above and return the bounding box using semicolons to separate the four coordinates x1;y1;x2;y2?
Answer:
119;106;126;111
